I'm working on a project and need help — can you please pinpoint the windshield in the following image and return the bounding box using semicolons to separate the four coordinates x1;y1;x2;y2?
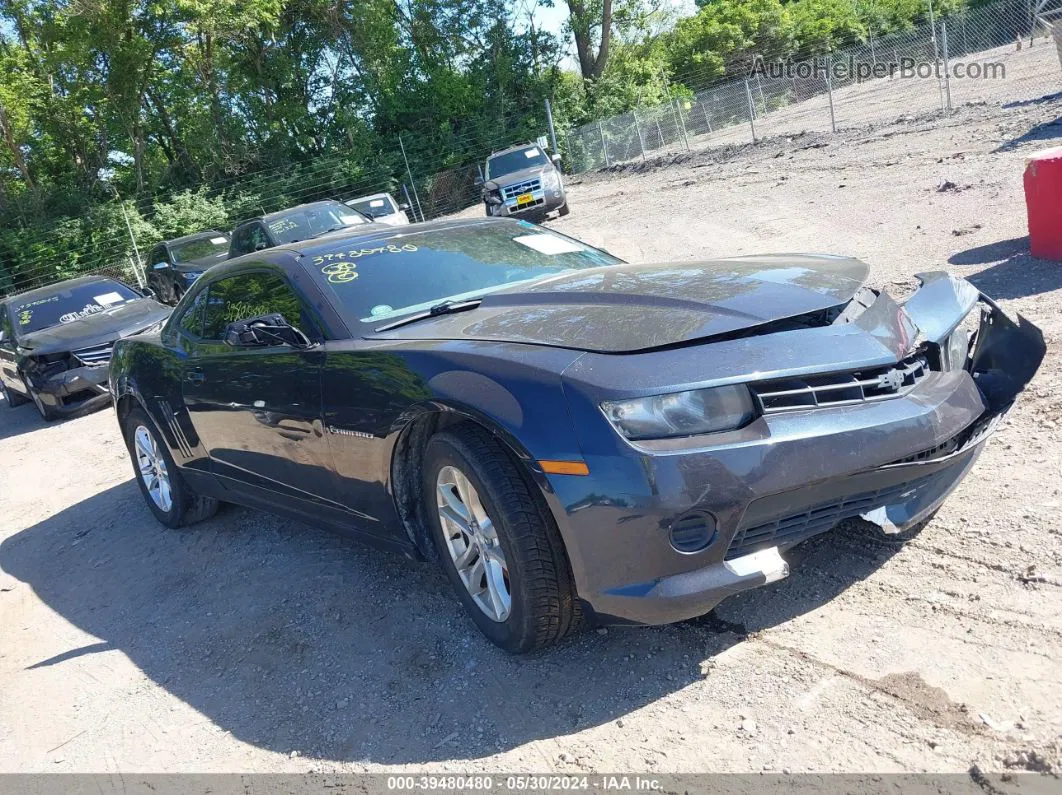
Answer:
171;235;229;263
267;202;367;244
307;222;622;324
345;195;398;218
486;147;548;179
12;280;141;334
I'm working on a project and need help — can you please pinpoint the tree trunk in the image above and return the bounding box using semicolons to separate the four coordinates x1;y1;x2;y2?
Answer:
0;103;34;189
567;0;613;81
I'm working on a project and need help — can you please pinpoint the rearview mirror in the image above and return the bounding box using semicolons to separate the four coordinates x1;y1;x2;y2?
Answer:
225;313;309;348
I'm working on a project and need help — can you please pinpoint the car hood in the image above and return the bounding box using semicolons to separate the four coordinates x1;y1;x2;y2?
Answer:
488;166;549;187
371;255;871;353
18;299;172;356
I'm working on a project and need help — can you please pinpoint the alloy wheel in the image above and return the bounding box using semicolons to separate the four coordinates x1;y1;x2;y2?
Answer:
436;465;511;622
134;425;173;512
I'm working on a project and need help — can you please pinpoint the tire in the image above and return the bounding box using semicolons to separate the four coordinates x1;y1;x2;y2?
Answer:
558;202;571;217
422;425;580;653
148;274;176;305
121;405;219;528
0;378;28;408
24;378;58;421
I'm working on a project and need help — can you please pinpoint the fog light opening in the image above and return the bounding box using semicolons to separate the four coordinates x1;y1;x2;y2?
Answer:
669;511;717;554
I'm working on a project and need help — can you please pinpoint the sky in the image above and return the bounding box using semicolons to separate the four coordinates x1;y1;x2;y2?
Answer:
523;0;699;68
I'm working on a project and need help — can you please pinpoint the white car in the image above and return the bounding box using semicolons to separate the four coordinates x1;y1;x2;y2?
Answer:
344;193;411;226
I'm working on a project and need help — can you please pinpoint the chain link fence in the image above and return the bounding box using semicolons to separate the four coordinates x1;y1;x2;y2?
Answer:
565;0;1062;173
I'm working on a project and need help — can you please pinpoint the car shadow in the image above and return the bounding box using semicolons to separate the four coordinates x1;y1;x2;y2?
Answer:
0;397;50;440
949;238;1062;299
0;480;905;763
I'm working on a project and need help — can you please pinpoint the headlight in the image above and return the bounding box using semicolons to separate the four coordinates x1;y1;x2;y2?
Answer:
602;385;755;441
542;170;560;190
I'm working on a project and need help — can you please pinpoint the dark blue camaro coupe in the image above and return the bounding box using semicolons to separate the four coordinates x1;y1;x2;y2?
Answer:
109;218;1044;652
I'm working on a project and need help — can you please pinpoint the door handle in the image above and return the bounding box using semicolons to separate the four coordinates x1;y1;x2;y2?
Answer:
185;368;206;385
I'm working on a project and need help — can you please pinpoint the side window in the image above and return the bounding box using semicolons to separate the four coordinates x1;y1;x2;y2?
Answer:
149;245;168;270
248;224;270;252
0;304;14;342
200;272;309;342
230;226;250;256
177;288;208;337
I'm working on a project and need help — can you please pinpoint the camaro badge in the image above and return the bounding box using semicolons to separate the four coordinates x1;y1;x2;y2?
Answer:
327;425;374;439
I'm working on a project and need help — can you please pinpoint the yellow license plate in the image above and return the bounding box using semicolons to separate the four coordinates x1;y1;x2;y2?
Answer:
517;192;533;206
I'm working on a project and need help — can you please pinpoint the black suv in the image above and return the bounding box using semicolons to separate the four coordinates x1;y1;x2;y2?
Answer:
228;201;371;259
479;144;569;221
146;231;230;305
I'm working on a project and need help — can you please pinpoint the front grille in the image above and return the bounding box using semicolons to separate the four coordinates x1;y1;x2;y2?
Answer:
72;342;114;366
751;354;930;414
725;469;947;560
502;178;542;201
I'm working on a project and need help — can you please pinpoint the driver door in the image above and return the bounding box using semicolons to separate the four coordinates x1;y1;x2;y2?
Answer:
181;268;336;510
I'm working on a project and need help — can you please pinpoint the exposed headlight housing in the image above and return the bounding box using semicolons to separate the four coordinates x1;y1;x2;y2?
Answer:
602;385;755;441
943;306;981;371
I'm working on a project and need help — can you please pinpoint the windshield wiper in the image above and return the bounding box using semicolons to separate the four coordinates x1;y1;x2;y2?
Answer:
373;299;483;332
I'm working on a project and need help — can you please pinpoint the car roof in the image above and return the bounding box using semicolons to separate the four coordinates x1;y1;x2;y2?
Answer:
163;230;228;246
488;143;539;158
346;192;396;204
3;275;119;306
234;201;349;227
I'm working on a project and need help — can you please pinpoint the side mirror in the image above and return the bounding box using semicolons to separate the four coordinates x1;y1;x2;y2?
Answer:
140;286;158;300
225;313;308;348
399;203;410;211
551;153;562;167
0;330;6;344
474;175;484;187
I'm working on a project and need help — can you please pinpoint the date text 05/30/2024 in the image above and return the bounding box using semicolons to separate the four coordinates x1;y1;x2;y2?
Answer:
386;775;662;791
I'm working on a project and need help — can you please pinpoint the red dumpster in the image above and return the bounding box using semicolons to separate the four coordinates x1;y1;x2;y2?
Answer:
1024;146;1062;261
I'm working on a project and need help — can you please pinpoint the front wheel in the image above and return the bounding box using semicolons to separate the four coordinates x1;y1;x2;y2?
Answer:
423;425;581;653
557;202;571;217
122;406;218;528
0;379;28;408
23;378;57;421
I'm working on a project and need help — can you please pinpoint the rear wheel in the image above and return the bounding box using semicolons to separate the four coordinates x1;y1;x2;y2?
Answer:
423;425;580;653
122;406;218;528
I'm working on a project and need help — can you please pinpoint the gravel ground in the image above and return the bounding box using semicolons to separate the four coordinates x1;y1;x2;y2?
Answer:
1;96;1061;777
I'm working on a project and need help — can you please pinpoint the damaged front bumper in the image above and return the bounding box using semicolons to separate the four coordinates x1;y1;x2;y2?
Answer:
551;274;1046;625
32;363;111;416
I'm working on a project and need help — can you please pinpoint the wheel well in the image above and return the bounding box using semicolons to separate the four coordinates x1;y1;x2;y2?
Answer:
115;393;140;426
390;410;547;562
